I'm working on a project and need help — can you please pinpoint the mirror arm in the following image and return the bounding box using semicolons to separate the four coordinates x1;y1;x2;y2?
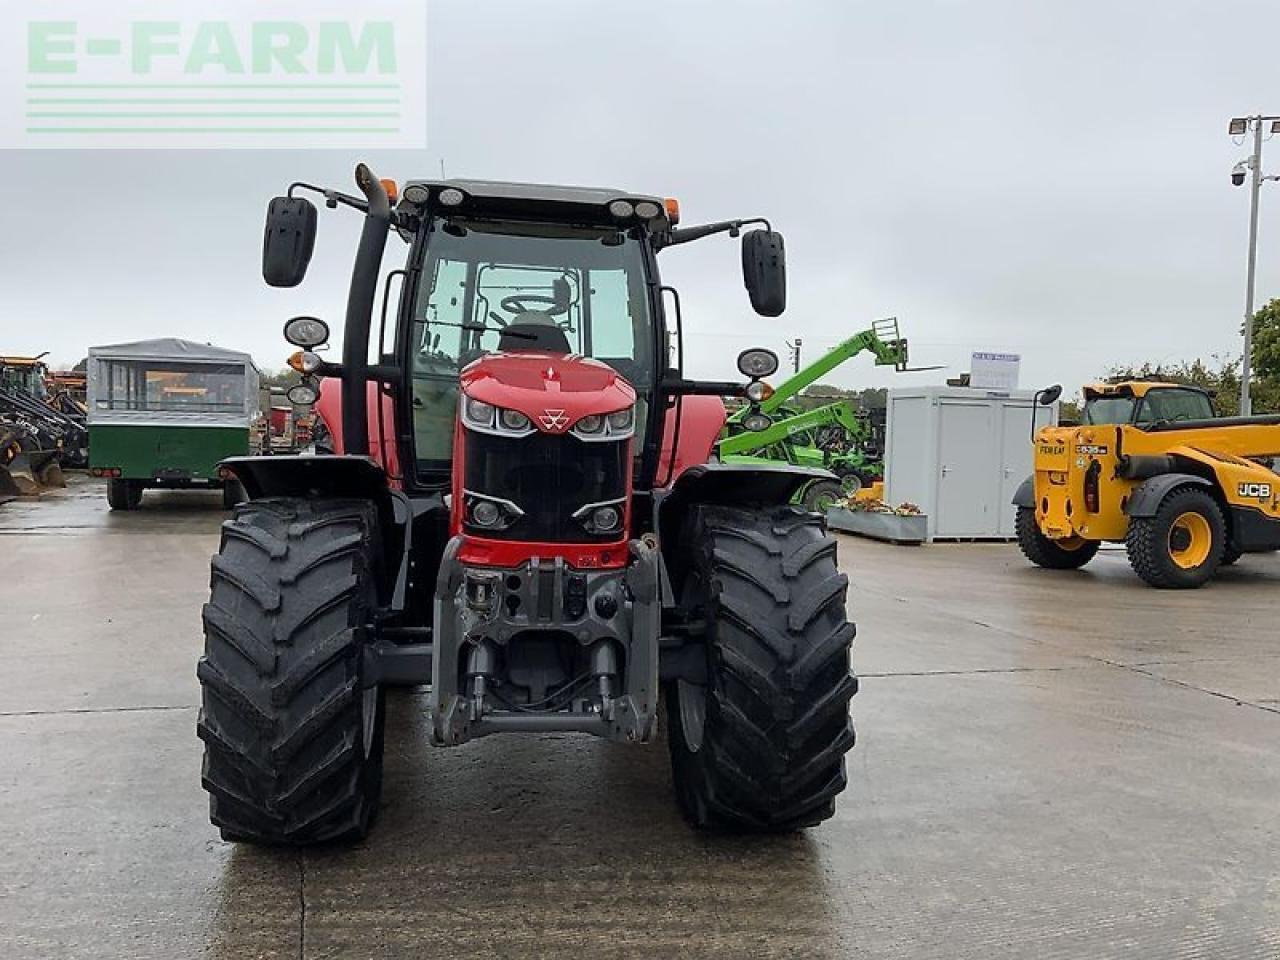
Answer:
663;216;772;247
288;181;370;213
660;376;748;398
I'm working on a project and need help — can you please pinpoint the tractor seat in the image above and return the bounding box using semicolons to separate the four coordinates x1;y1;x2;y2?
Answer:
498;322;571;354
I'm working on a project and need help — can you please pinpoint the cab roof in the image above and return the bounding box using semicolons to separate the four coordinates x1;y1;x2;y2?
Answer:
1082;380;1205;399
399;178;670;228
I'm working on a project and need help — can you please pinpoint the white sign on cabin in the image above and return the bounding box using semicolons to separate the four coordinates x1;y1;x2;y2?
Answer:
969;352;1021;391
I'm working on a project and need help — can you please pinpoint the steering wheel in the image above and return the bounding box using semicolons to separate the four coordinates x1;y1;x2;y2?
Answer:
500;294;568;317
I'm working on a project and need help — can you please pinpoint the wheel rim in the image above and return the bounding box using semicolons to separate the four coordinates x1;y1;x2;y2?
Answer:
676;680;706;752
839;474;863;496
1057;535;1089;552
1168;511;1212;569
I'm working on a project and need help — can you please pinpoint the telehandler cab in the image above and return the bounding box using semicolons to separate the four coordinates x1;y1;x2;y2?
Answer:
1015;380;1280;588
197;166;857;844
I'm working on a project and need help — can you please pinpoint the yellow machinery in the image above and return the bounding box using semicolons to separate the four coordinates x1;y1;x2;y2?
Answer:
1014;380;1280;588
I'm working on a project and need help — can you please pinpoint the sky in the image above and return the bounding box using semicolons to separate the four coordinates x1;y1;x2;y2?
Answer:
3;0;1279;400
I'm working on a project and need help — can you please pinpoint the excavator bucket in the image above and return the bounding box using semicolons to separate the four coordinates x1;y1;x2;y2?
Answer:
31;450;65;488
1;451;40;496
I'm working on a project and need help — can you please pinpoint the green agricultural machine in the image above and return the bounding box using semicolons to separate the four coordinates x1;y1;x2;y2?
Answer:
718;318;915;510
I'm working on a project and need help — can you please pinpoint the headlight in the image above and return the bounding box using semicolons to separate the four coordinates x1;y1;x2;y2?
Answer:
500;409;530;431
461;396;535;437
438;187;465;206
592;505;621;533
745;380;770;403
471;500;502;528
608;199;635;219
737;348;780;379
573;498;627;535
287;350;324;375
570;406;635;441
283;316;330;348
287;381;319;406
743;412;772;432
463;397;495;428
634;200;662;219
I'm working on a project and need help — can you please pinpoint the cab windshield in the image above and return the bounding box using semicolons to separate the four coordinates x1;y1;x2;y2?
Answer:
408;219;656;470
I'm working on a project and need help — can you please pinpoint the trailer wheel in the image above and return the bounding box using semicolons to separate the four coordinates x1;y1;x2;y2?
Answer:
1015;507;1099;570
666;505;856;832
107;479;142;511
1126;487;1225;589
197;498;386;845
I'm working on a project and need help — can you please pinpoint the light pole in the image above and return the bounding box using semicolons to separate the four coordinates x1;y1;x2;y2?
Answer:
1229;115;1280;415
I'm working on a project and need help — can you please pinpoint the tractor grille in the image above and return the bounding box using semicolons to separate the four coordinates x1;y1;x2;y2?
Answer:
462;430;627;542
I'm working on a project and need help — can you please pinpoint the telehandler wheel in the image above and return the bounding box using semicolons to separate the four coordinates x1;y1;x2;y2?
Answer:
801;480;844;514
107;479;142;511
1015;507;1099;570
1125;487;1225;589
666;505;857;832
1220;545;1243;566
197;498;386;845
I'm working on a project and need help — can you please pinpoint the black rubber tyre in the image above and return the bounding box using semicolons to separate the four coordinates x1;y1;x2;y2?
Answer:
1015;506;1099;570
1125;487;1225;589
1220;544;1243;566
107;478;142;511
666;505;857;832
801;480;844;514
197;498;386;845
221;479;245;510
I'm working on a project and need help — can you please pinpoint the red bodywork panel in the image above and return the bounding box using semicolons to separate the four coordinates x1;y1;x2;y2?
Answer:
658;394;727;486
314;379;403;487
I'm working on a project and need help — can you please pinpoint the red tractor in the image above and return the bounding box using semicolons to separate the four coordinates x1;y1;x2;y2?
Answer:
199;166;856;844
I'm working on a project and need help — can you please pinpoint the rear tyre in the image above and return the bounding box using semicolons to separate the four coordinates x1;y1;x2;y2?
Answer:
107;478;142;511
197;498;386;845
1220;544;1243;566
1126;487;1225;589
801;480;844;514
666;505;857;832
1015;506;1099;570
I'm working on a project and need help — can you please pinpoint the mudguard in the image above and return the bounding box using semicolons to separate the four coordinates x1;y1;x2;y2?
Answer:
1012;475;1035;508
220;454;390;502
1125;473;1213;517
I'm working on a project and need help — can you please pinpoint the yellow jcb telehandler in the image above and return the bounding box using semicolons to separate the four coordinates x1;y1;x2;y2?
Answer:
1014;380;1280;588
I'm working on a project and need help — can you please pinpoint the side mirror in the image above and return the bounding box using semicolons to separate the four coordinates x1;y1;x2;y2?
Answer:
1036;384;1063;406
741;229;786;317
263;197;317;288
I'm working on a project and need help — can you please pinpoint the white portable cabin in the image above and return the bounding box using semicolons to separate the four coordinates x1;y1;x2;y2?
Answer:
884;386;1058;541
87;338;261;428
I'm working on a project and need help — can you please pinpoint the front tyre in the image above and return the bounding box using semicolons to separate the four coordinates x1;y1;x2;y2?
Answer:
1015;506;1099;570
667;505;857;832
1126;487;1225;589
197;498;386;845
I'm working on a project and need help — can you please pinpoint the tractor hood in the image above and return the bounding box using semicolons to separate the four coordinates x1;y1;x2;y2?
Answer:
460;351;636;433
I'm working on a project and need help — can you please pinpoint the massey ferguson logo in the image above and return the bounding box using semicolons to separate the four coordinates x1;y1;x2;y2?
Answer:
1238;482;1273;500
539;409;569;431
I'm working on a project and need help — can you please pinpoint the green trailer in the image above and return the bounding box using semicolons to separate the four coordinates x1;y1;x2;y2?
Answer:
87;338;260;510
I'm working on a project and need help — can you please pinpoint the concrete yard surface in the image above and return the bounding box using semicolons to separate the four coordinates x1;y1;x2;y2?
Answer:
1;475;1278;959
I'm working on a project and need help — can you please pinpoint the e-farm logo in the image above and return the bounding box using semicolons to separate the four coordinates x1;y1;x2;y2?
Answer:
2;1;426;149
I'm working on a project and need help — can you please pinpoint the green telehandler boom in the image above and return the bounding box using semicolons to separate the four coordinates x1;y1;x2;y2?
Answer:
719;318;926;511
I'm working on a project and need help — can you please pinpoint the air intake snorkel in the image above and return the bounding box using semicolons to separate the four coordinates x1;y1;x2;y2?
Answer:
341;164;393;458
